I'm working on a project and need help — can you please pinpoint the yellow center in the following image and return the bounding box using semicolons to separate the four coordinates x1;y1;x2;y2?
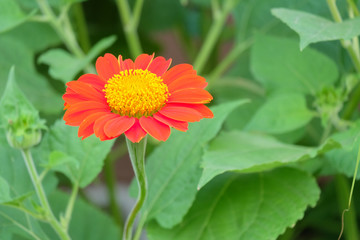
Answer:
103;69;170;118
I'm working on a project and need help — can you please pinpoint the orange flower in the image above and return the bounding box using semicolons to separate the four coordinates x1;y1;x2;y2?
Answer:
63;53;213;142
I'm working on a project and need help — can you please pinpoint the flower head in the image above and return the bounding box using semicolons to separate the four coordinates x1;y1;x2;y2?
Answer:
63;53;213;142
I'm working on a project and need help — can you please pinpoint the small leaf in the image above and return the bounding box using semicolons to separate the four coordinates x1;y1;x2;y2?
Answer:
326;121;360;178
39;35;116;83
272;8;360;50
147;168;320;240
251;34;338;95
130;100;249;229
246;92;314;134
39;120;114;187
41;151;79;181
198;131;340;188
0;0;35;33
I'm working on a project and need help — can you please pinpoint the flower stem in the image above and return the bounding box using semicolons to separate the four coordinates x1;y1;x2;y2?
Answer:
20;149;70;240
63;182;79;231
123;136;148;240
115;0;143;58
193;0;234;74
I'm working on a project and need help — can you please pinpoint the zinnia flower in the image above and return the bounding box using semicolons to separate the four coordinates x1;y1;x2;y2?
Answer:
63;53;213;142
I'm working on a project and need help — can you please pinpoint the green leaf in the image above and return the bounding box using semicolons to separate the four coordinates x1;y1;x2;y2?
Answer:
0;36;62;114
272;8;360;50
198;131;340;188
0;176;11;204
326;121;360;178
0;0;34;33
44;191;120;239
147;167;320;240
40;120;114;187
38;35;116;83
43;151;79;172
0;205;50;240
245;92;314;134
0;67;37;123
131;100;249;229
251;34;338;95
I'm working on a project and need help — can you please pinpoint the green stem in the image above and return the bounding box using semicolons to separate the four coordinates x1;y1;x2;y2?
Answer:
72;3;91;53
133;215;147;240
347;0;360;16
36;0;95;73
335;175;359;240
63;183;79;231
20;149;70;240
123;137;148;240
208;39;253;85
104;156;124;228
116;0;143;58
342;81;360;120
327;0;360;72
193;0;233;74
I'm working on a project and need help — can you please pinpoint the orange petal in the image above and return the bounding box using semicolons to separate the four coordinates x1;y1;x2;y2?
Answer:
119;56;135;71
148;56;172;77
189;104;213;118
96;54;120;81
162;64;196;85
158;104;203;122
63;93;90;106
94;113;118;141
168;88;213;104
77;74;106;90
153;113;188;132
104;116;135;138
78;112;105;140
167;75;207;92
134;53;154;70
66;81;105;101
125;119;147;143
63;101;109;126
139;117;171;141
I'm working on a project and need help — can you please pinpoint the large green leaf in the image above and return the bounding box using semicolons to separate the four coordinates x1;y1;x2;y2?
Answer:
0;0;34;33
0;36;62;114
246;92;314;134
325;121;360;178
198;131;340;188
232;0;334;42
147;167;320;240
39;120;114;187
272;8;360;50
131;100;249;229
251;34;338;95
39;35;116;83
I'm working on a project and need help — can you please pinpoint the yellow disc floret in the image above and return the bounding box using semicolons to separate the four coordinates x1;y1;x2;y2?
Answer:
103;69;170;118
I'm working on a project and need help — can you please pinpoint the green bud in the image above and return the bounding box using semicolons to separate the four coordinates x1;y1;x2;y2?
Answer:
5;115;44;149
1;67;46;150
